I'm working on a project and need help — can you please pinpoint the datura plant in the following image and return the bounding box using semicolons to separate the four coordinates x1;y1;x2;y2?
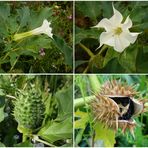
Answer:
91;80;147;137
93;4;140;52
13;84;45;137
13;19;53;41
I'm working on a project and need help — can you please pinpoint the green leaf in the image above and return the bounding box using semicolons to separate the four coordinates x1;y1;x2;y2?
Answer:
14;140;33;147
130;6;148;23
7;15;19;34
38;117;72;143
75;129;84;146
0;96;5;123
143;46;148;53
53;35;72;66
75;60;88;68
55;85;73;116
118;45;138;72
0;142;5;147
0;96;5;107
29;7;52;28
103;48;119;67
94;122;116;147
9;52;19;67
20;36;52;52
17;6;30;28
75;110;89;129
75;27;101;44
101;2;112;18
18;49;37;58
0;107;5;122
0;3;10;21
76;1;102;22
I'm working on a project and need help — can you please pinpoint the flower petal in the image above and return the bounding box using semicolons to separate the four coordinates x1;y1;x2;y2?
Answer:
92;18;113;31
122;16;132;30
99;32;114;47
121;31;140;44
41;19;53;38
114;35;130;52
109;4;123;26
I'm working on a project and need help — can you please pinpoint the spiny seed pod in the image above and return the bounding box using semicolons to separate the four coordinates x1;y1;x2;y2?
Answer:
13;86;45;132
91;80;147;136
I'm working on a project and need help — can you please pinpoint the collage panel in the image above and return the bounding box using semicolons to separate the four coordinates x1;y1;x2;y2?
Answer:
75;1;148;73
0;1;73;73
0;75;73;147
74;74;148;147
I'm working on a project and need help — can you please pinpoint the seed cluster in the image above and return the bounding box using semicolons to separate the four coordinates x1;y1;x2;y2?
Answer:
13;86;45;130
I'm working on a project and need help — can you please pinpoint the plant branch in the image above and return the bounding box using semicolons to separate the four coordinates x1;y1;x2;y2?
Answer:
83;65;89;73
5;95;16;99
98;44;108;55
74;95;95;109
33;135;55;147
79;43;95;58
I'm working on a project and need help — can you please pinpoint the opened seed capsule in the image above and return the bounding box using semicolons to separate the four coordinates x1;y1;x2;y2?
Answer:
91;80;147;136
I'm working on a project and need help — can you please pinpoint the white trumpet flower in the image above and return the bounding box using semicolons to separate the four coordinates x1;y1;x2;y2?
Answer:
93;5;140;53
13;19;53;41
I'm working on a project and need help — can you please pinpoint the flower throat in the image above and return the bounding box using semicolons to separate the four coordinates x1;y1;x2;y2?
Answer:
114;27;123;35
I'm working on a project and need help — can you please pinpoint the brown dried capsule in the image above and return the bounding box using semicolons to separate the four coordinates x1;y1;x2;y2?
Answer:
91;80;147;136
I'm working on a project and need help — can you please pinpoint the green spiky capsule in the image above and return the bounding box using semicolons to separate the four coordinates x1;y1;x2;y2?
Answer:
13;86;45;132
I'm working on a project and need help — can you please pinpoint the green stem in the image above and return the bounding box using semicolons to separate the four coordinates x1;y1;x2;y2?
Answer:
98;44;108;55
82;45;108;73
83;57;93;73
79;43;95;58
88;75;101;93
10;56;19;71
33;135;55;147
145;102;148;107
74;95;95;109
22;134;28;142
2;48;19;61
83;65;89;73
5;94;16;99
74;76;101;108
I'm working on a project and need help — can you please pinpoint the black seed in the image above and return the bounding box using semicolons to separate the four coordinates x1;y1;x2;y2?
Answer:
109;96;135;120
109;96;130;106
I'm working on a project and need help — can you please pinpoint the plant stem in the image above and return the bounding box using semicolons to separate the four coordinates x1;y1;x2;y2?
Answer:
74;95;95;109
75;77;101;108
98;44;108;55
92;130;95;147
5;95;16;99
33;135;55;147
79;43;95;58
88;75;101;93
10;56;19;71
2;48;20;61
22;134;28;142
80;44;107;73
83;65;89;73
